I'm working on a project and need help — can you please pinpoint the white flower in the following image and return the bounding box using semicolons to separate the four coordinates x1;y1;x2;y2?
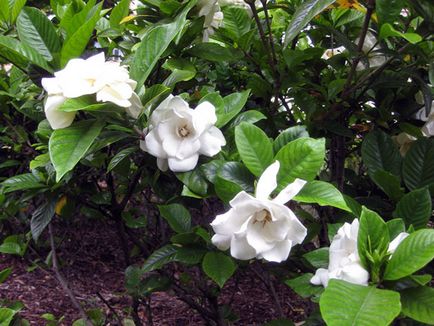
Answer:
321;46;346;60
392;132;416;156
41;53;139;129
388;232;409;255
356;32;387;70
197;0;224;41
210;161;308;263
140;95;226;172
311;219;370;287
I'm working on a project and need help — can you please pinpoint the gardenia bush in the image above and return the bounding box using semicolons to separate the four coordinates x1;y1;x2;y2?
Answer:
0;0;433;325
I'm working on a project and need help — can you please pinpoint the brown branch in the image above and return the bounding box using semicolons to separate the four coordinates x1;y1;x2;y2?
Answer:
48;224;92;326
96;292;123;325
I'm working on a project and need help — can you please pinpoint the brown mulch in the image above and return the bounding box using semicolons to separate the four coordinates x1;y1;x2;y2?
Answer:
0;218;312;325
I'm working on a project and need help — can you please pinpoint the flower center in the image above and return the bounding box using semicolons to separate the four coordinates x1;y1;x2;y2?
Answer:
253;209;272;227
177;124;190;138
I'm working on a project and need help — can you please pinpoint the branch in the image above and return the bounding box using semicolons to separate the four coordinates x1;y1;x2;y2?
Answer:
48;223;92;326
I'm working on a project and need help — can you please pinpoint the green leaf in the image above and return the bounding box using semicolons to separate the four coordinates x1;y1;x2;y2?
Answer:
376;0;404;25
393;188;432;230
401;286;434;324
283;0;336;47
275;138;325;190
227;110;266;129
109;0;130;28
235;122;274;177
357;207;389;269
273;126;309;153
174;247;206;265
60;3;101;67
130;0;197;87
107;147;137;173
370;170;404;202
158;204;191;234
1;173;46;194
142;244;178;272
188;43;243;62
379;23;422;44
57;96;108;112
17;7;61;62
176;169;208;197
220;6;251;41
0;267;12;284
10;0;27;23
361;130;402;177
386;219;406;240
215;175;243;203
217;161;255;193
0;35;30;70
49;120;105;182
320;280;401;326
285;273;323;298
303;248;329;269
0;308;16;326
31;199;56;241
402;138;434;191
294;181;354;213
0;1;9;22
217;90;250;128
162;59;196;88
384;229;434;280
202;252;237;288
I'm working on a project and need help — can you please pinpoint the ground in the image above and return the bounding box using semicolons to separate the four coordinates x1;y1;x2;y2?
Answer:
0;218;312;325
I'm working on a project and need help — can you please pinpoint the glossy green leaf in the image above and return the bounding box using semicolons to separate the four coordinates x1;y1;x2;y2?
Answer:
217;90;250;128
235;122;274;176
401;286;434;324
31;199;56;241
275;138;325;190
320;280;401;326
176;169;208;197
361;130;402;177
131;0;197;87
357;207;389;268
303;248;329;269
376;0;405;25
370;170;404;202
107;147;137;172
17;7;61;61
294;181;354;213
393;188;432;229
0;268;12;284
285;273;324;298
220;6;251;41
60;3;101;67
284;0;336;47
0;35;30;70
158;204;191;234
402;138;434;191
1;173;46;194
109;0;130;28
142;245;178;272
0;308;16;326
202;252;237;288
49;120;105;182
188;43;243;62
379;23;422;44
10;0;27;23
384;229;434;280
273;126;309;153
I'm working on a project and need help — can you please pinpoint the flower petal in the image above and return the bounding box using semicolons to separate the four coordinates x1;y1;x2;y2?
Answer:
245;219;276;253
211;207;250;235
144;130;167;158
150;94;174;126
337;262;369;286
125;92;143;119
311;268;330;287
44;95;76;130
284;209;307;245
168;154;199;172
41;77;62;95
259;239;293;263
273;178;307;204
211;234;231;251
388;232;409;254
255;161;280;200
175;138;201;160
157;158;169;171
198;126;226;156
96;85;132;107
230;233;256;260
192;101;217;135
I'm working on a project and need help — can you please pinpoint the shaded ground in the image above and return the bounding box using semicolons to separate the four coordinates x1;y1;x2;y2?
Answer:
0;218;312;325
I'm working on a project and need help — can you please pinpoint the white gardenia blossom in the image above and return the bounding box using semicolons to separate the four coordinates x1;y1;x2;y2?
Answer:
310;219;370;287
140;95;226;172
41;53;140;129
210;161;308;263
197;0;224;41
388;232;409;254
311;221;410;287
356;32;387;70
321;46;346;60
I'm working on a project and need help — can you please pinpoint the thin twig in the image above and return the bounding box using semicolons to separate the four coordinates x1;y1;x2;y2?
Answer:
96;292;123;325
48;223;92;326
